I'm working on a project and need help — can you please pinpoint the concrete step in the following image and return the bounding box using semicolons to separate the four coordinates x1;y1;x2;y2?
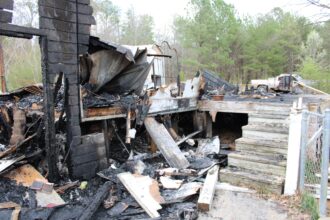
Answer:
248;115;290;128
242;125;289;141
228;152;287;176
243;124;289;134
249;113;290;120
235;137;288;158
220;167;284;194
253;109;291;117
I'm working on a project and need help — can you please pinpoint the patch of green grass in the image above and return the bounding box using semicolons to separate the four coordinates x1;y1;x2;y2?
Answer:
300;192;319;220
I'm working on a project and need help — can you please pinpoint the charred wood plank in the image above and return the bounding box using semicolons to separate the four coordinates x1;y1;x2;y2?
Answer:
0;10;13;23
85;107;126;118
0;23;45;38
0;0;13;10
144;117;189;169
78;181;112;220
40;37;59;181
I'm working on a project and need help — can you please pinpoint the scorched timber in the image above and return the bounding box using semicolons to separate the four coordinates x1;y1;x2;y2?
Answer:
144;117;189;169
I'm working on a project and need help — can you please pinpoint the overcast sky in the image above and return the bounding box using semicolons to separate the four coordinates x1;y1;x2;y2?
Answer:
111;0;324;33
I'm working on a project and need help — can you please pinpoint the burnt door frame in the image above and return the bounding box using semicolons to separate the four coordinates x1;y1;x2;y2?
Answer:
0;25;59;180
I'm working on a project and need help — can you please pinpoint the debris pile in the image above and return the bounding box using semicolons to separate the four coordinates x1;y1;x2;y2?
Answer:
0;128;226;219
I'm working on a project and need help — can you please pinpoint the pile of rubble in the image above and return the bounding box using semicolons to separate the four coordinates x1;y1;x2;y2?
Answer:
0;120;226;219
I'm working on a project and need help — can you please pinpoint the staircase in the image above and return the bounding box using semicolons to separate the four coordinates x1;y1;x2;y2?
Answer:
220;112;291;194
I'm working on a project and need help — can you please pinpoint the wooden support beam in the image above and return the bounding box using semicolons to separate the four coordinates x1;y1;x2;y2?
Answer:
0;23;45;38
205;112;213;138
85;106;126;118
144;117;189;169
198;100;291;114
102;120;110;166
198;165;219;212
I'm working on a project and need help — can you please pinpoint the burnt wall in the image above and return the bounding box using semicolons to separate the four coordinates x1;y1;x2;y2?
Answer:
38;0;95;179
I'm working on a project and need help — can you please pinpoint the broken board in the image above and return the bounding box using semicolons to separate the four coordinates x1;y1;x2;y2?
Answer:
0;155;24;173
198;165;219;211
117;172;163;218
165;182;202;203
4;164;65;207
144;117;189;169
160;176;183;189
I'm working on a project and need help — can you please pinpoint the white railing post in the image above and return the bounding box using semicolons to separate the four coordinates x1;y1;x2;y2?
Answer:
298;110;309;191
320;109;330;217
284;100;303;195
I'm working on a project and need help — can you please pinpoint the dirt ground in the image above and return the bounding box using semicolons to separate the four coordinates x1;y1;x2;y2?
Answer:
198;189;308;220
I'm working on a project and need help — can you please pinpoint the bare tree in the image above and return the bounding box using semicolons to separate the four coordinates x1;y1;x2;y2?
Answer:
307;0;330;9
306;0;330;22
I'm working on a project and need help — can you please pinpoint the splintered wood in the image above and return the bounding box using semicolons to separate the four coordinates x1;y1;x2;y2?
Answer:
117;172;164;218
144;117;189;169
198;165;219;212
4;164;65;207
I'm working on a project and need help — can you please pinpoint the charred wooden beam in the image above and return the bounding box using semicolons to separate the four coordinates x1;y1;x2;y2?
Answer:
85;106;126;118
78;181;112;220
40;37;59;181
0;23;45;38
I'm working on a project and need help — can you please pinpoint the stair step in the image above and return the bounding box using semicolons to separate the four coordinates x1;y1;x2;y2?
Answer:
248;117;289;128
243;124;289;134
228;152;287;176
249;113;289;120
253;109;291;116
242;129;288;141
235;146;287;159
235;137;288;157
220;167;284;194
236;137;288;149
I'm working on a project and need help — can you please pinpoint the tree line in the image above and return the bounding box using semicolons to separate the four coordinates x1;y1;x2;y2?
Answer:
1;0;329;92
93;0;330;92
173;0;330;92
91;0;155;45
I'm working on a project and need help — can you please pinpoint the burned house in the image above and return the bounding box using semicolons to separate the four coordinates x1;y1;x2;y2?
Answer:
1;0;330;219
